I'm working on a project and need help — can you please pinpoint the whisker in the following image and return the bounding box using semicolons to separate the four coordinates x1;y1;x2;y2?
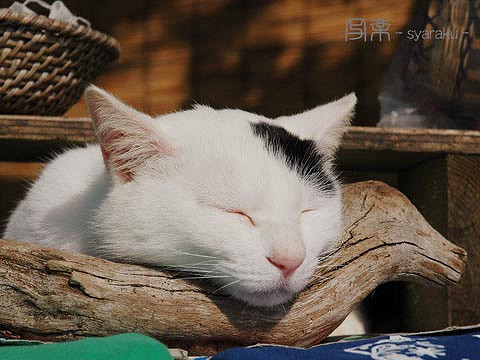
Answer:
170;251;220;259
155;265;205;272
163;263;217;270
176;275;231;281
241;302;250;314
154;259;219;273
211;279;241;294
195;265;221;285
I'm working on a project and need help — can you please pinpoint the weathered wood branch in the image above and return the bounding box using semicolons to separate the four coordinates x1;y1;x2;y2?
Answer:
0;181;466;354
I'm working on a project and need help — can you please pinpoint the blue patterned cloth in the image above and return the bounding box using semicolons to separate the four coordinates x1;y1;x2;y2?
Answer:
209;329;480;360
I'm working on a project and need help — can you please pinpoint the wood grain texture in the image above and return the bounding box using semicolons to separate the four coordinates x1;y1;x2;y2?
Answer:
0;162;43;180
0;116;93;142
446;155;480;325
45;0;418;123
399;156;450;331
398;154;480;331
0;181;466;354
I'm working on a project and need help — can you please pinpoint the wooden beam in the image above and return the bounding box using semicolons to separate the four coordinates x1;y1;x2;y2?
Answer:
0;116;94;143
446;155;480;325
1;115;479;154
399;154;480;330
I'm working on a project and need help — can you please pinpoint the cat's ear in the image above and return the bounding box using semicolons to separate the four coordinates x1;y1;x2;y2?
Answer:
84;85;172;182
276;93;356;155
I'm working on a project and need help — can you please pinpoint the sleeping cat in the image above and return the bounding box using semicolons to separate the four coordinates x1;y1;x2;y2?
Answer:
4;86;356;311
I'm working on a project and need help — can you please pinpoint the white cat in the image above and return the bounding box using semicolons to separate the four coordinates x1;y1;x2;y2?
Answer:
5;86;356;312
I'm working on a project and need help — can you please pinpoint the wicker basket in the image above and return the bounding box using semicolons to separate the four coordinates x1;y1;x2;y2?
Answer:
0;9;120;115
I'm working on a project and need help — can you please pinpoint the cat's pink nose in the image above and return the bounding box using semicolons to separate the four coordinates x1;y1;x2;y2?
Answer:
267;255;304;278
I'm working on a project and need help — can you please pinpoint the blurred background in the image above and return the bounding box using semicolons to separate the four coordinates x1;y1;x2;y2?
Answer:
42;0;420;125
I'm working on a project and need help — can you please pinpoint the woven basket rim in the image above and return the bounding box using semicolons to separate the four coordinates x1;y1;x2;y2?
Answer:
0;8;120;57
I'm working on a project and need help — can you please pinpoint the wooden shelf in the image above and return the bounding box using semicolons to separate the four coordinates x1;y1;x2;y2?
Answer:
0;115;94;143
1;115;479;152
1;115;479;169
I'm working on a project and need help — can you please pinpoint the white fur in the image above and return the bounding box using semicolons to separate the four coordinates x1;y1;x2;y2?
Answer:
4;86;356;308
277;93;356;156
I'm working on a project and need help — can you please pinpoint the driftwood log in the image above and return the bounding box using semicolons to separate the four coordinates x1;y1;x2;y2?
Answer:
0;181;466;354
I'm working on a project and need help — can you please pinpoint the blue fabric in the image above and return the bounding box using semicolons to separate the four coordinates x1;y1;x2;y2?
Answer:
211;331;480;359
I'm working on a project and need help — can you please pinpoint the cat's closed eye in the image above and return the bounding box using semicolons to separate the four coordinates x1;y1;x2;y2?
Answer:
301;209;318;214
224;209;256;226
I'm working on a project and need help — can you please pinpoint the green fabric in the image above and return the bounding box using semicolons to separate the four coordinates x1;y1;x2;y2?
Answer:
0;333;173;360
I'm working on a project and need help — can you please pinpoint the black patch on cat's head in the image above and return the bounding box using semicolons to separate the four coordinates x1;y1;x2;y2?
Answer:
251;122;334;192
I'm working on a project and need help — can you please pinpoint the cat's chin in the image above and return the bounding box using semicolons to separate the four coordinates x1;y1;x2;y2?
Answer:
228;285;299;308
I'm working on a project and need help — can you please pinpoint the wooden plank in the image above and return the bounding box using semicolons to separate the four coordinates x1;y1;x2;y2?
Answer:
398;154;480;330
1;116;479;155
446;155;480;326
0;162;43;180
399;156;450;332
338;150;439;172
0;116;94;143
342;127;480;154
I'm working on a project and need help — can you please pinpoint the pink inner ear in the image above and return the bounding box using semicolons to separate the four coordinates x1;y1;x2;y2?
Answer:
100;128;133;182
99;123;172;182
